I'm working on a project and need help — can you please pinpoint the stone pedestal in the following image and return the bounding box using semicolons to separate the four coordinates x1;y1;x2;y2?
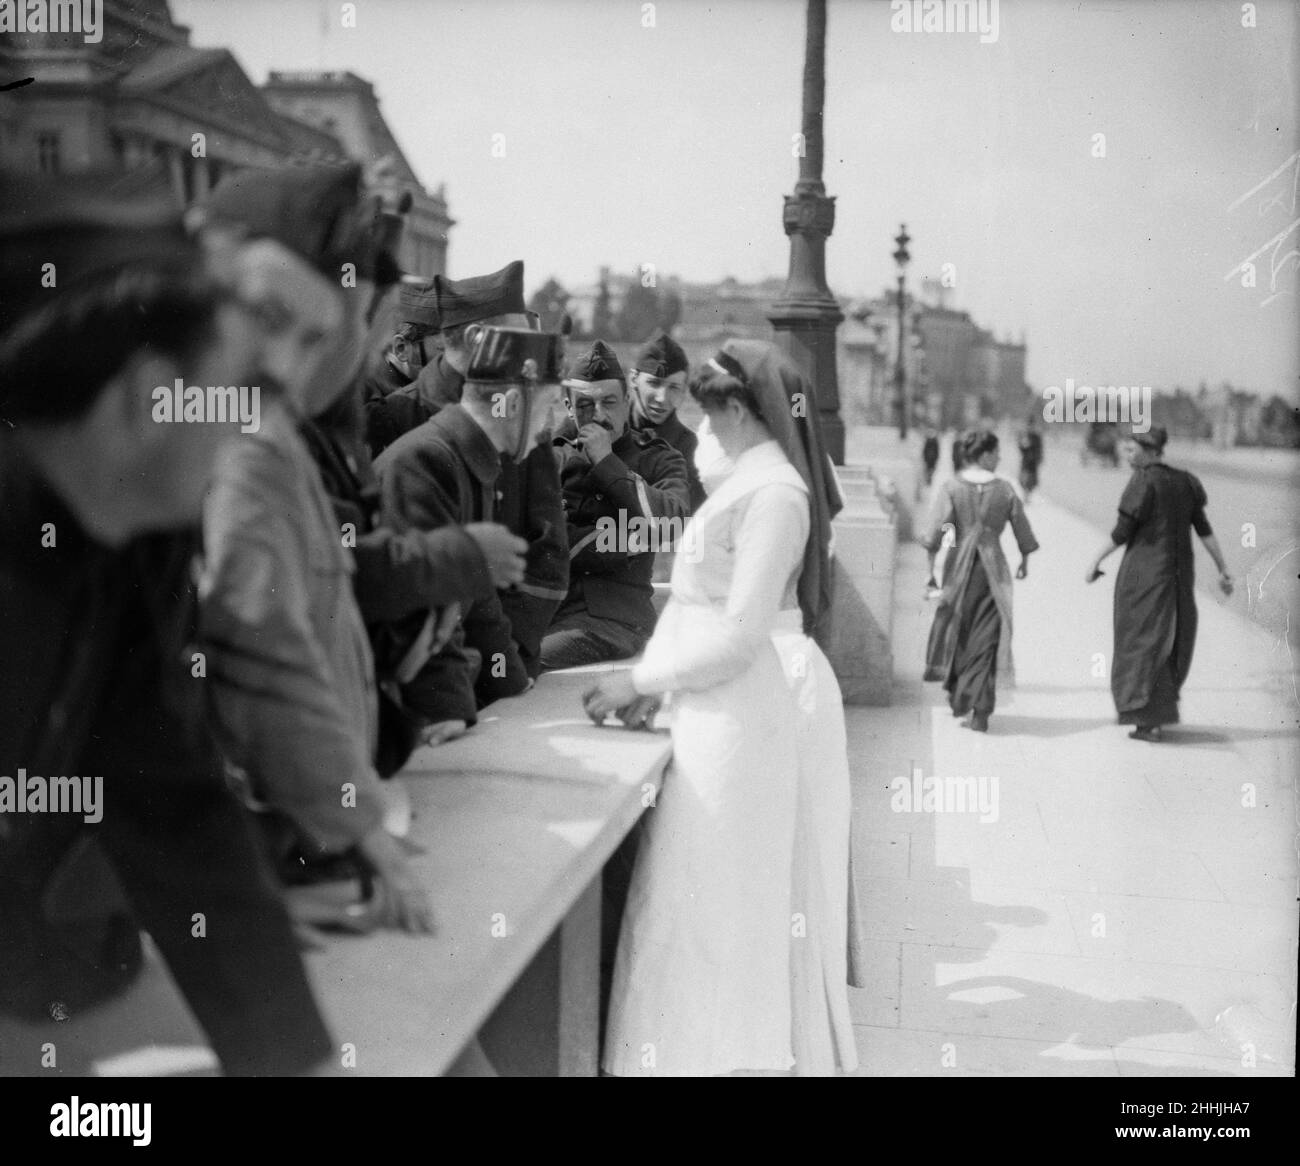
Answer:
823;464;896;706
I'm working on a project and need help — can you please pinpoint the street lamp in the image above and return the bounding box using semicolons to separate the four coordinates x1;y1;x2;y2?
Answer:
892;223;911;439
767;0;846;464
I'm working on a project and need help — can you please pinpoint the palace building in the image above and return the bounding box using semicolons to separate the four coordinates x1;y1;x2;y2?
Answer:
0;0;452;276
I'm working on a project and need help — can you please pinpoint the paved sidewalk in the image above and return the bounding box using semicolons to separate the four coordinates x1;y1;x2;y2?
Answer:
842;455;1298;1076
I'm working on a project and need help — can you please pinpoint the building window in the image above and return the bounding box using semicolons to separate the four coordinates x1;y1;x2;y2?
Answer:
37;132;61;174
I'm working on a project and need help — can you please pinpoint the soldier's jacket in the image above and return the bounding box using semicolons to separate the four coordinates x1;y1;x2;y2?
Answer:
554;421;690;637
360;351;416;460
372;354;569;679
374;404;530;720
0;442;331;1076
300;409;494;625
365;352;459;460
632;409;705;514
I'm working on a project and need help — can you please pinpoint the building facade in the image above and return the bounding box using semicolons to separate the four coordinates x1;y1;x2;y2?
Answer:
0;0;451;275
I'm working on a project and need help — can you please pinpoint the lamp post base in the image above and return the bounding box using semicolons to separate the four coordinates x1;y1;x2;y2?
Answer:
768;302;846;465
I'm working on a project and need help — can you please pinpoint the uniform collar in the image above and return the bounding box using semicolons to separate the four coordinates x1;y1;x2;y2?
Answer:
436;403;501;485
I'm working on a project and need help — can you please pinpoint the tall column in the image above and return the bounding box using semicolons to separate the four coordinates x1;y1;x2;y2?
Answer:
767;0;846;465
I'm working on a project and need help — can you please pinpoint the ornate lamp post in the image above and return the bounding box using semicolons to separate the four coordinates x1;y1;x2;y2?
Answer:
892;223;911;440
768;0;845;464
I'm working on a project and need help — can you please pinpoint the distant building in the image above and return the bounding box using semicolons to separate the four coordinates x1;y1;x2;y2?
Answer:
0;0;451;275
839;288;1029;429
262;71;452;277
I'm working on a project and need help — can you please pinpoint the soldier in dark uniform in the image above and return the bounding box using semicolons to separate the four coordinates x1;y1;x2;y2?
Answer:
374;328;567;723
371;261;570;680
361;277;441;457
541;341;691;671
0;170;332;1075
628;328;705;513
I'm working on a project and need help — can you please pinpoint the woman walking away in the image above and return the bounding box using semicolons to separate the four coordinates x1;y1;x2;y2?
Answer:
1085;426;1233;741
583;339;858;1077
922;429;1038;732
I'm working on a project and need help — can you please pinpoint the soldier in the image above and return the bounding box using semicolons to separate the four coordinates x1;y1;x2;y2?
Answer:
628;328;705;513
0;169;332;1075
374;327;568;721
541;340;691;671
372;260;569;680
361;277;441;456
194;161;433;934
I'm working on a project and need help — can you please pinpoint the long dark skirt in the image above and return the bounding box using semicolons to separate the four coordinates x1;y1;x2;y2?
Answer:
946;556;1001;716
1116;656;1180;727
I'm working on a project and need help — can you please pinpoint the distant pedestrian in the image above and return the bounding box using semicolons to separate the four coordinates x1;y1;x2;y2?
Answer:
1085;426;1233;741
950;428;967;475
922;429;1039;731
1017;414;1044;500
921;428;940;487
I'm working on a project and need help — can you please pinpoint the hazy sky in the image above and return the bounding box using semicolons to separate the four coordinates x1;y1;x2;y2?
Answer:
173;0;1298;397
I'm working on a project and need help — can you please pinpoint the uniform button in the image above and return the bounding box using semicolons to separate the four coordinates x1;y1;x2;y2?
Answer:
595;493;603;501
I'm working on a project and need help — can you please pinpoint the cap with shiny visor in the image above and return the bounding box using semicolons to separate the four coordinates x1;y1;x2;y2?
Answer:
466;325;565;460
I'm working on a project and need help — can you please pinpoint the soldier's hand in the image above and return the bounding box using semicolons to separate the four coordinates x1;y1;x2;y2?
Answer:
577;422;614;466
358;827;435;935
429;602;461;654
465;523;528;588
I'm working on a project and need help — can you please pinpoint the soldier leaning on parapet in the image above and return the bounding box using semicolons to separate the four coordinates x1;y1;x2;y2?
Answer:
0;168;332;1076
541;340;691;672
193;162;433;936
374;326;569;729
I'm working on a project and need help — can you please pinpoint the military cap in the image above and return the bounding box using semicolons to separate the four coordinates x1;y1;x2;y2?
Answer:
201;161;391;282
564;339;625;388
467;326;563;385
434;260;526;330
1130;425;1168;451
397;276;439;333
633;328;688;379
0;169;194;337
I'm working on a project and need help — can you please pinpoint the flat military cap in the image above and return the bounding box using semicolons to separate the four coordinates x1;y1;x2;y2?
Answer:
397;276;439;333
564;339;625;387
434;260;526;330
467;326;563;385
633;328;688;379
200;161;392;282
0;169;194;336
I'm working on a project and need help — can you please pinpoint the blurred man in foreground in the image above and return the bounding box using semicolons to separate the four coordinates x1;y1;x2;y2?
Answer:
0;169;332;1075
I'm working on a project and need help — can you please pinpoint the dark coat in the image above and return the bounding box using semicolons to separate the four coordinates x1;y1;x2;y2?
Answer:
1110;463;1212;716
554;422;690;637
365;353;460;460
0;446;331;1075
300;414;494;624
371;354;570;678
374;405;530;718
360;353;416;459
632;408;705;513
